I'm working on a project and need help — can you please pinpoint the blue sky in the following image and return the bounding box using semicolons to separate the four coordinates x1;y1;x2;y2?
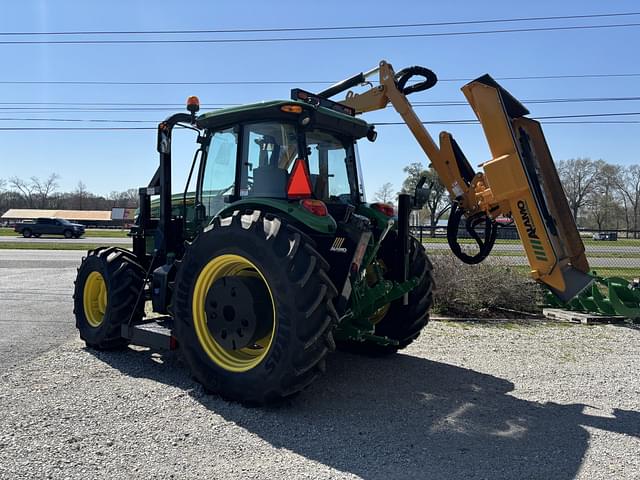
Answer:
0;0;638;199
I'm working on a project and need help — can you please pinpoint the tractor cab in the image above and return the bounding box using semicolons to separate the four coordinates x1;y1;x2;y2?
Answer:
194;116;364;228
133;96;379;270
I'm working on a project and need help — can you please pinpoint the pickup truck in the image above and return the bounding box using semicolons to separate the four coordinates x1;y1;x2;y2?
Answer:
14;218;86;238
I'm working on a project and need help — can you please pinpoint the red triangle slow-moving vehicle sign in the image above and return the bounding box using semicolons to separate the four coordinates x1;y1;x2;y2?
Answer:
287;158;313;198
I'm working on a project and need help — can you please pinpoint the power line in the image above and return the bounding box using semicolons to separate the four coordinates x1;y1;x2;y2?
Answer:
0;101;235;106
0;95;638;110
536;112;640;119
0;22;639;45
372;111;640;125
0;117;155;123
1;73;639;86
0;127;154;131
414;96;640;106
2;111;638;125
1;12;638;36
1;119;638;131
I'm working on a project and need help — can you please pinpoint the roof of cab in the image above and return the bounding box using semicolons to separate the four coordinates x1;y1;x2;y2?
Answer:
196;99;371;139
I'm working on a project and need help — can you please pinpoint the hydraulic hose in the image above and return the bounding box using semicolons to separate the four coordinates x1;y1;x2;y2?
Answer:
395;66;438;95
446;201;498;265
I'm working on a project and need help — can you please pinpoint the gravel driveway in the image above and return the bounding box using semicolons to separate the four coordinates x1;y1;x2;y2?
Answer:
1;320;639;480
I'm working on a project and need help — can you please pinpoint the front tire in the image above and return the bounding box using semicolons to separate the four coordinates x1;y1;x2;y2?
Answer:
73;247;145;349
64;230;73;239
173;211;338;404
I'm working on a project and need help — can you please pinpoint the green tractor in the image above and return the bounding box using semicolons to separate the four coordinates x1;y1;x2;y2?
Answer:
74;78;433;403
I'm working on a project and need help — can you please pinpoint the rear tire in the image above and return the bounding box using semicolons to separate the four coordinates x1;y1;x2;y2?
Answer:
73;247;145;349
23;229;32;238
173;210;338;404
338;233;433;356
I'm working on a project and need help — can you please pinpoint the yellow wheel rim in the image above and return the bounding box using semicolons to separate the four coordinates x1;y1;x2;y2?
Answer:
83;271;108;327
192;254;276;373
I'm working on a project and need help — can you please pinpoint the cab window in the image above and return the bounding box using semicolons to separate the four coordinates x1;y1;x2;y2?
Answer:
201;127;238;219
241;122;298;198
306;130;354;202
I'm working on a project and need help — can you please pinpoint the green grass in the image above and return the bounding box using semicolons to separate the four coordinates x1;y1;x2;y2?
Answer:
84;229;129;238
0;227;129;238
0;242;124;250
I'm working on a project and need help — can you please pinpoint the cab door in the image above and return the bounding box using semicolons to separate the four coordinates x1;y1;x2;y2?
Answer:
197;126;240;226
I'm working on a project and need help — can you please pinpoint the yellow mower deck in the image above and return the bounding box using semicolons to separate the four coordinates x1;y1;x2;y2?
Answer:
462;76;593;301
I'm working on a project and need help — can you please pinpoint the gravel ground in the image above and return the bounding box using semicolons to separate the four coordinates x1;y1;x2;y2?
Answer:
1;320;639;480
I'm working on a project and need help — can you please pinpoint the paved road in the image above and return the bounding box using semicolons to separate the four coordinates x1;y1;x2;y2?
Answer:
0;249;83;373
0;235;130;244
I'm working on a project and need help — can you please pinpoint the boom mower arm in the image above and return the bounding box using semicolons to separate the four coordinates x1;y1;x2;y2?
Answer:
329;60;592;301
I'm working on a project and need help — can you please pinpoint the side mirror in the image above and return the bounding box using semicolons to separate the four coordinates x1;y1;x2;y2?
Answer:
157;124;170;154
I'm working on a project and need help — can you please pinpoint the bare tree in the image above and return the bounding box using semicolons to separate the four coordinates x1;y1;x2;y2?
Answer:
586;161;621;230
373;182;395;204
74;181;89;210
31;173;60;209
108;188;139;208
0;178;7;216
0;180;139;214
616;165;640;237
9;176;36;208
124;188;138;203
557;158;599;223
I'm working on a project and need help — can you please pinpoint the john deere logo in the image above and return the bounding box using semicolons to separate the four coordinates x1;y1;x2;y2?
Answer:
517;200;548;261
330;237;348;253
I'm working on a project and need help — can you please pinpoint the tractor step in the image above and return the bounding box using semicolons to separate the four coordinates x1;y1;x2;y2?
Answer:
121;317;177;350
543;308;626;325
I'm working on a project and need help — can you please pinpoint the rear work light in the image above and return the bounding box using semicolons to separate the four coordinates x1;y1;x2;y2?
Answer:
300;199;328;217
281;104;303;113
371;202;395;217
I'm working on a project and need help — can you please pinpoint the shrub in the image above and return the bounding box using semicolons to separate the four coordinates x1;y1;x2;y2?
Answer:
429;253;543;318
